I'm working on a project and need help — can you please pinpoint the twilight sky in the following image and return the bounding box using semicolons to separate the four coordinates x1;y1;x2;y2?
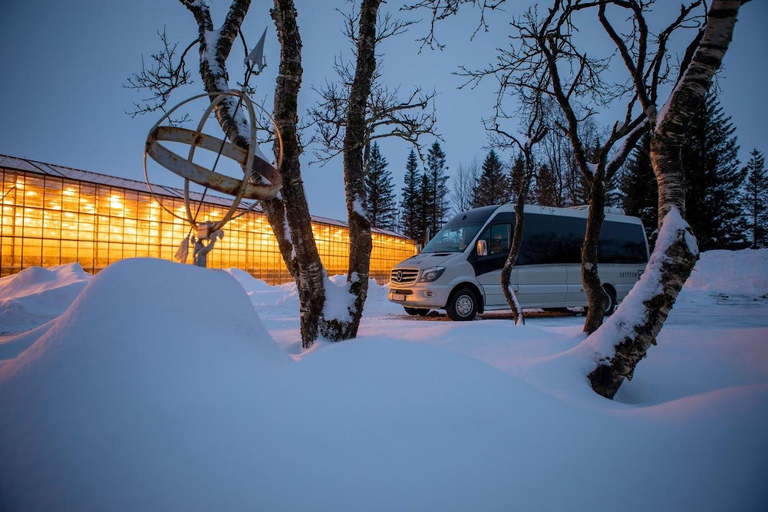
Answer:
1;0;766;221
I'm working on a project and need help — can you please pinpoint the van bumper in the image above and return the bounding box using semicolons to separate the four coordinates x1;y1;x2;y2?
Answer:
388;284;453;309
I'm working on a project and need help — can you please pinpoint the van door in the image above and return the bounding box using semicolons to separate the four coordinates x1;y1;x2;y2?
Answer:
516;264;567;306
515;213;568;307
565;264;587;306
468;223;511;307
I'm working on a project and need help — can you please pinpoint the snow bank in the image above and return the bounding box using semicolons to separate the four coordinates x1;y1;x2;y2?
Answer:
684;249;768;294
225;269;402;321
0;263;92;334
0;252;766;511
0;259;289;511
225;267;299;311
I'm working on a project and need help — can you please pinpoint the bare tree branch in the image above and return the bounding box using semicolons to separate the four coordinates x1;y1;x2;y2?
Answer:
308;7;439;165
124;28;196;125
403;0;506;50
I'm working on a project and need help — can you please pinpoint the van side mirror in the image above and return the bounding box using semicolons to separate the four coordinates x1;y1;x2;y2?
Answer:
416;243;423;253
476;239;488;257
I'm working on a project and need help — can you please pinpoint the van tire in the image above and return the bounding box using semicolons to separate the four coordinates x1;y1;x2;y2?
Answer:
447;287;479;321
603;285;617;316
404;307;430;316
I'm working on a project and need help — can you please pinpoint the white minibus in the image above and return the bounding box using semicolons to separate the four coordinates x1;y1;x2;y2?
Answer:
388;204;649;320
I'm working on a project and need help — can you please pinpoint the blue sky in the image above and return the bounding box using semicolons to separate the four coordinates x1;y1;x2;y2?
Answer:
1;0;765;221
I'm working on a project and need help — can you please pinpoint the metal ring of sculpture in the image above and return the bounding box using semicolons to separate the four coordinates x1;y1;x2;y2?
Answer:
143;90;283;233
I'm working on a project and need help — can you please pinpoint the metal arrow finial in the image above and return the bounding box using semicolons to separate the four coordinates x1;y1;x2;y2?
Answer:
246;27;268;74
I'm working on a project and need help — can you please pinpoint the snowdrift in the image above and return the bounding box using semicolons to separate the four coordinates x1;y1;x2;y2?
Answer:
684;248;768;294
0;263;92;334
0;252;766;511
0;259;290;510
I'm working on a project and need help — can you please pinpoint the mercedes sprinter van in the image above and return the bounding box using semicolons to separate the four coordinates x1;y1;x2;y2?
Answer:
388;204;649;320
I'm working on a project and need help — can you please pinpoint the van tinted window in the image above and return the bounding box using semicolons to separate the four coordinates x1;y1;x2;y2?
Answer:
518;214;569;264
598;222;648;263
515;213;647;265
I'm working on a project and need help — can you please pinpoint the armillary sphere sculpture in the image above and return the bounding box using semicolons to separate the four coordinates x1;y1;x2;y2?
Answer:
143;90;282;267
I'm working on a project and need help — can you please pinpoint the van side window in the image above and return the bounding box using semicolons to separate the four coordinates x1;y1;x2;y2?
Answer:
599;222;648;263
490;224;511;255
478;224;511;256
517;213;649;265
519;214;565;264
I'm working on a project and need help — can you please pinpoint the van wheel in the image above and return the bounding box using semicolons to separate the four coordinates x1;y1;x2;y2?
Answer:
404;307;430;316
603;285;617;316
447;287;479;321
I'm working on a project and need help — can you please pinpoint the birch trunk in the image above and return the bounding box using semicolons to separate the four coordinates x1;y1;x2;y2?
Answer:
581;176;607;334
270;0;327;348
320;0;380;341
182;0;326;348
500;195;525;325
587;0;744;398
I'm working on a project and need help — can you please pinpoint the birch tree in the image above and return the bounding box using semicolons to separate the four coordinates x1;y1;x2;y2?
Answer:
128;0;356;347
588;0;750;398
409;0;748;397
456;2;649;334
308;1;438;339
486;99;547;326
129;0;329;346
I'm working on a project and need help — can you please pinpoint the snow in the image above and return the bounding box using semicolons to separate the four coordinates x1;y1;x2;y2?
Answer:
1;251;767;511
685;249;768;295
321;274;353;322
0;263;92;335
352;197;367;219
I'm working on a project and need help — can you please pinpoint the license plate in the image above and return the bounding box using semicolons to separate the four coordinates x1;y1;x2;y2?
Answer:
391;293;406;302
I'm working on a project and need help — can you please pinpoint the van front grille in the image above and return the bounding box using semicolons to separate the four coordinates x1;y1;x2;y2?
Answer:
390;268;419;285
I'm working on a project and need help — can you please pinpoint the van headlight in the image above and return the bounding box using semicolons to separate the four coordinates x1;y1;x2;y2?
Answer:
419;266;445;283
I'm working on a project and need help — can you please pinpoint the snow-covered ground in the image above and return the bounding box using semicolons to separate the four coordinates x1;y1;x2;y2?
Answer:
1;250;766;511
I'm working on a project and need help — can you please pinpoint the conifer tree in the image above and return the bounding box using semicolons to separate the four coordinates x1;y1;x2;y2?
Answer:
683;90;747;250
471;149;509;207
424;142;450;240
742;148;768;248
509;152;534;204
534;163;558;206
400;149;421;240
417;172;431;243
364;142;397;230
620;91;747;250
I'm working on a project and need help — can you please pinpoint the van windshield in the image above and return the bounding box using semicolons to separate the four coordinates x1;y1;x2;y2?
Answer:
422;224;482;253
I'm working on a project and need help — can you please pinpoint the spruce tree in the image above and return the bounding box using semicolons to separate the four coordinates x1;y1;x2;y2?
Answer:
682;89;747;250
741;148;768;248
417;172;431;244
424;142;450;240
535;163;558;207
509;152;535;204
364;142;397;230
620;90;747;250
472;149;510;207
400;149;420;240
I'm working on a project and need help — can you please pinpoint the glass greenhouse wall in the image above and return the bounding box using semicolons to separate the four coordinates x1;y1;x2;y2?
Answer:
0;155;416;283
